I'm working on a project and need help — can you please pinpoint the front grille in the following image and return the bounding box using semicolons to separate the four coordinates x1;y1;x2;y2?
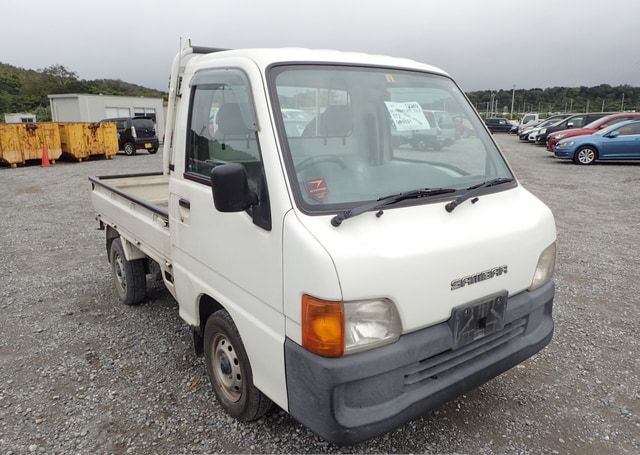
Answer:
404;317;527;387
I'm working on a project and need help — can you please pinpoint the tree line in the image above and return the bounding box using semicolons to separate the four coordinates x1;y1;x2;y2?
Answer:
0;62;166;122
466;85;639;117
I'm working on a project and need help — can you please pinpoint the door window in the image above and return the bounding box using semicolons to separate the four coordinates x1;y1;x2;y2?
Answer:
186;70;263;194
617;122;640;136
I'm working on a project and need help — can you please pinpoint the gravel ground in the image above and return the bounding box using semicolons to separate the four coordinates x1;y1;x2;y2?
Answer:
1;137;638;454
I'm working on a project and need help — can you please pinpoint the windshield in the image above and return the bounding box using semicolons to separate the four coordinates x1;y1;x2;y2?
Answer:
270;65;513;212
539;117;563;128
595;121;632;136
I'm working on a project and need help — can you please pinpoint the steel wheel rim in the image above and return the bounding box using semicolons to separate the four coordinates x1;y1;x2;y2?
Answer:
114;253;126;291
578;148;595;164
211;334;242;402
124;144;134;155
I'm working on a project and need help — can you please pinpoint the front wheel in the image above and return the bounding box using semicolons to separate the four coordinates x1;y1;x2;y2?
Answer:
574;146;597;165
204;310;272;421
123;142;137;156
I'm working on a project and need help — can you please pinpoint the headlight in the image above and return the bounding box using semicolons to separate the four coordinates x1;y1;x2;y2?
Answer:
529;242;556;291
344;299;401;354
301;295;401;357
558;141;575;147
539;128;547;134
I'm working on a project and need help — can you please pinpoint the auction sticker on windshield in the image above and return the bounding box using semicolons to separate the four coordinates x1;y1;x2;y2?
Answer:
384;101;431;131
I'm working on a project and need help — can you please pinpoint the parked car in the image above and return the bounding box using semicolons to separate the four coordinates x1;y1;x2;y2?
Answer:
546;112;640;152
554;120;640;164
101;116;160;156
533;113;610;145
402;109;456;150
485;117;513;133
519;114;571;141
90;44;557;445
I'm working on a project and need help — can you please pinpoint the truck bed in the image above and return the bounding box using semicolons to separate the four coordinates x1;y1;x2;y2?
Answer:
89;172;171;266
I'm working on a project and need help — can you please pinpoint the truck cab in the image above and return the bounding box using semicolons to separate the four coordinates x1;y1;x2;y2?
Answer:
90;44;556;445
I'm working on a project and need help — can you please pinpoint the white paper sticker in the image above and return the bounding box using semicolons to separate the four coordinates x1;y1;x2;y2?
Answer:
384;101;432;131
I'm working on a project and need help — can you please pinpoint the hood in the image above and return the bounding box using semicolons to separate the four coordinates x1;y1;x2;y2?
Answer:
550;127;595;140
295;186;556;333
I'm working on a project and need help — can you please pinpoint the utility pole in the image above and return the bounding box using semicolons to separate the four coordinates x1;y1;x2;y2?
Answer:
564;100;568;112
569;99;573;112
601;99;605;112
621;93;625;111
586;99;590;113
510;85;516;119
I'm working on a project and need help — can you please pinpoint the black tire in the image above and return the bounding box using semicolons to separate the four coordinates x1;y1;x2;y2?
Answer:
109;238;146;305
573;146;597;165
204;310;272;421
123;142;137;156
147;148;158;154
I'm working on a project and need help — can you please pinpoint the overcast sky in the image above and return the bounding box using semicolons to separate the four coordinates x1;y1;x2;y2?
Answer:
2;0;639;92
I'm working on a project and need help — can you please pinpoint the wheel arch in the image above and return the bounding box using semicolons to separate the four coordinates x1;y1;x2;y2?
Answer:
106;225;119;262
193;293;225;356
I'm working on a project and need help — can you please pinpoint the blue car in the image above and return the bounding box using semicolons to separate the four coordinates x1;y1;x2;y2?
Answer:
554;120;640;164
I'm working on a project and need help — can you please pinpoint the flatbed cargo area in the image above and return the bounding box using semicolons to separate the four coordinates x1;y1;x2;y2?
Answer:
89;171;171;269
90;172;169;217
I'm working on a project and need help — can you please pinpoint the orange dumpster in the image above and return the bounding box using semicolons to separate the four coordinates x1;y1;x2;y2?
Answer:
58;122;118;161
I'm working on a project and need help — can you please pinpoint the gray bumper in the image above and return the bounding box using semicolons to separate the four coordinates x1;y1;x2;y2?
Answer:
285;281;555;445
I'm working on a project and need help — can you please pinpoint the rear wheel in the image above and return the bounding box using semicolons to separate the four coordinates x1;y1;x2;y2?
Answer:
148;148;158;154
109;238;146;305
574;146;597;165
204;310;272;421
123;142;136;156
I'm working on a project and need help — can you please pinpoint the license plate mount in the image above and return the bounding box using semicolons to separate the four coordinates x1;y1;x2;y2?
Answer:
450;291;508;349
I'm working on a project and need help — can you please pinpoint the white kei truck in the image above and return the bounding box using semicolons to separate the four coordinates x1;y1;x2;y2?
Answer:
89;43;557;445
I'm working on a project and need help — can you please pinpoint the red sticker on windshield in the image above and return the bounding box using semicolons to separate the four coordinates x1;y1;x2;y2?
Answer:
305;178;329;202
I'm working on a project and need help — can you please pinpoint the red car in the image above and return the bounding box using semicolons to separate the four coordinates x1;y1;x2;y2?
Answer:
546;112;640;152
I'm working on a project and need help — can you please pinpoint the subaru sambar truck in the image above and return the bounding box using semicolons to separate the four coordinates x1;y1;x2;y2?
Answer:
89;42;557;444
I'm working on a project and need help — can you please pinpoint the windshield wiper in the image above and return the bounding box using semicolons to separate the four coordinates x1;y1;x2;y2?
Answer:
331;188;456;227
445;177;514;213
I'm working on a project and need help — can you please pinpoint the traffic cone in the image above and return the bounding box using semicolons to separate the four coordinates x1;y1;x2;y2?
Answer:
41;145;50;167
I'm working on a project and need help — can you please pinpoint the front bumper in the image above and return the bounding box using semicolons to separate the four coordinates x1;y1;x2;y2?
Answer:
535;133;548;144
554;148;574;160
285;281;554;445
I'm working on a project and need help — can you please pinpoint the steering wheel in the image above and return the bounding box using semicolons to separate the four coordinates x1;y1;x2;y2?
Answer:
295;155;347;173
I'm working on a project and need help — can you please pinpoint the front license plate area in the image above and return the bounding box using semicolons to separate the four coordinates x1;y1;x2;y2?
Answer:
144;143;152;148
450;292;508;349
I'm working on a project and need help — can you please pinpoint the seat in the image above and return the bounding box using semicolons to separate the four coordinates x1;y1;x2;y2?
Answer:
215;103;252;138
302;105;353;137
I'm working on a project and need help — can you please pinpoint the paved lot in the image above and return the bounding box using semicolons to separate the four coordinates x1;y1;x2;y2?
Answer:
1;137;638;454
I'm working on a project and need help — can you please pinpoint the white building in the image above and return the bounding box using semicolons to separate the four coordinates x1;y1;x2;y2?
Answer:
4;113;36;123
48;94;166;139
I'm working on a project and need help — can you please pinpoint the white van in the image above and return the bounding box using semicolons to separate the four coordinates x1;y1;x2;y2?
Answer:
90;44;557;444
518;113;541;133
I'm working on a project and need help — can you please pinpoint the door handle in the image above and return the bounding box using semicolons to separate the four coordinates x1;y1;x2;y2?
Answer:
178;198;191;210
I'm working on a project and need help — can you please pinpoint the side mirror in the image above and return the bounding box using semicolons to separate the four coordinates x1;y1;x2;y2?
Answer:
210;163;258;212
567;122;574;128
607;130;620;139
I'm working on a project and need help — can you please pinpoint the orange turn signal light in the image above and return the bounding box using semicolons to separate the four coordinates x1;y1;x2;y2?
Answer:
301;294;344;357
